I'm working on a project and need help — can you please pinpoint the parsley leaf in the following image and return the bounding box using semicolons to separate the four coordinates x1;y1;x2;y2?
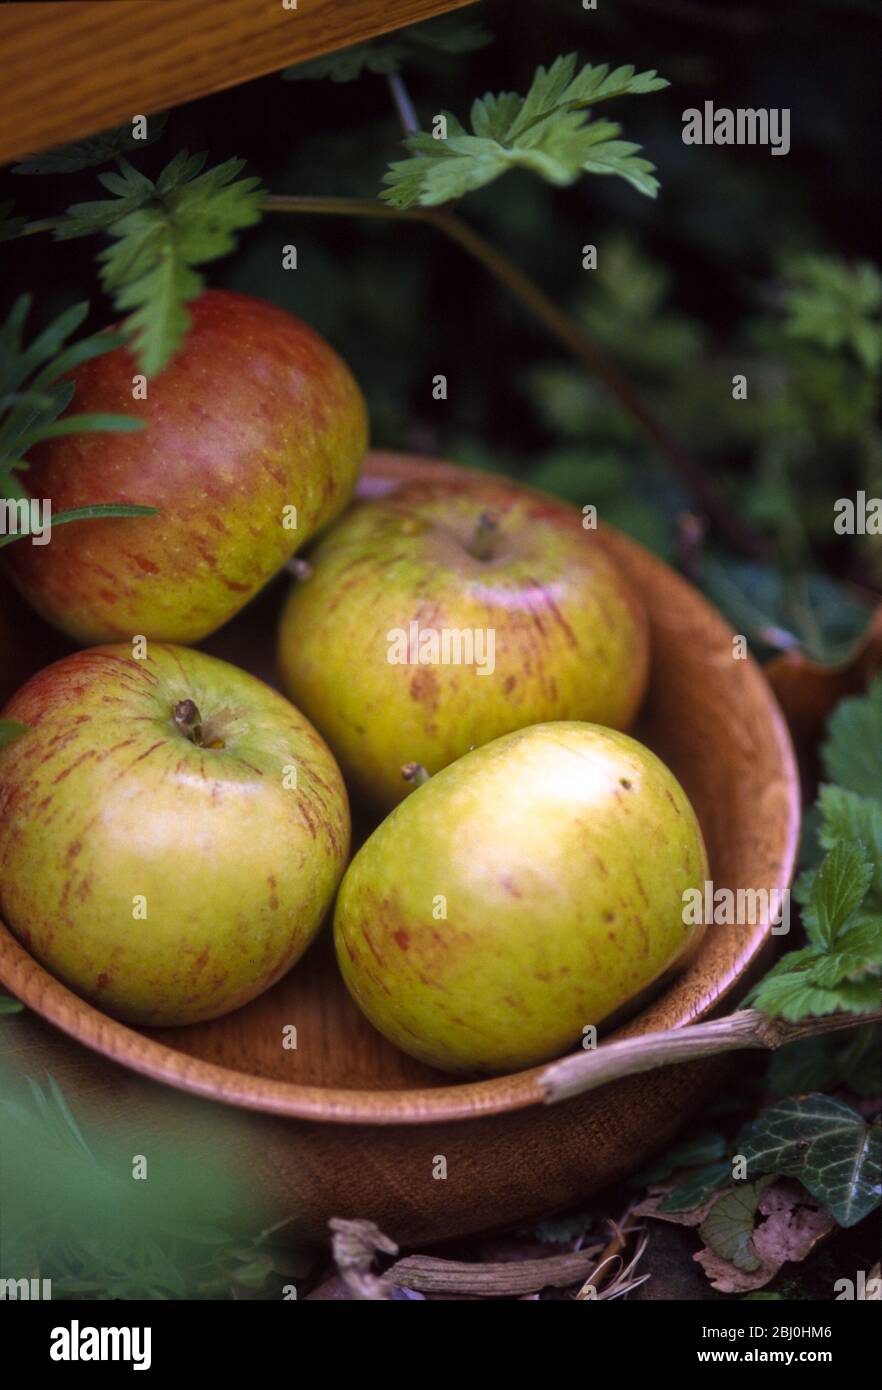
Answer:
284;15;491;82
54;152;264;375
783;256;882;373
381;54;668;208
12;114;168;175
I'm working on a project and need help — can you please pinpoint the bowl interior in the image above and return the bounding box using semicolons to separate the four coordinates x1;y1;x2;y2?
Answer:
0;451;800;1124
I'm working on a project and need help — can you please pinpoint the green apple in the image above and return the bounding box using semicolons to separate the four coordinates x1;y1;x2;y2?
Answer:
334;722;708;1074
5;290;369;645
0;643;350;1025
278;474;649;809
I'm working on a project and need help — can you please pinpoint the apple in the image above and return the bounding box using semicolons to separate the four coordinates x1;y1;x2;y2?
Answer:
277;474;649;809
0;643;350;1026
4;289;369;645
334;722;708;1074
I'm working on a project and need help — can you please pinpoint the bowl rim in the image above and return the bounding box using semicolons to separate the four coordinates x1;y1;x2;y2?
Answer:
0;452;801;1126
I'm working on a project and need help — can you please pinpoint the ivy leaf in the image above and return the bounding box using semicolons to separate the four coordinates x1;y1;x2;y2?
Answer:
659;1163;733;1213
739;1096;881;1226
12;114;168;175
782;256;882;373
822;678;882;802
54;152;263;375
381;54;667;208
698;1179;775;1272
0;721;29;749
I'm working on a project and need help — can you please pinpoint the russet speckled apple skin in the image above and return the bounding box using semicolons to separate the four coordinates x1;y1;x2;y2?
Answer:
0;643;350;1025
278;476;650;810
334;722;708;1074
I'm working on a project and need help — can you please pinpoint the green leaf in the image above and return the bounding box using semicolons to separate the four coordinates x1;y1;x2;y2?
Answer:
699;1179;775;1272
782;256;882;373
633;1129;726;1185
750;967;879;1022
803;840;873;949
0;504;158;551
283;14;491;82
817;785;882;899
13;114;168;175
739;1096;880;1226
54;150;263;374
0;721;29;749
0;995;24;1014
381;52;667;208
822;679;882;802
659;1163;733;1213
0;199;27;242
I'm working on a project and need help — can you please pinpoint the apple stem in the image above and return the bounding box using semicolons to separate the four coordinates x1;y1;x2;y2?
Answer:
173;699;203;746
466;511;500;562
401;762;431;788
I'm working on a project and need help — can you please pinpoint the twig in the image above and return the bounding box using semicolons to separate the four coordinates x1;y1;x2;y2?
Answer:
540;1007;882;1105
388;1245;604;1297
261;194;764;556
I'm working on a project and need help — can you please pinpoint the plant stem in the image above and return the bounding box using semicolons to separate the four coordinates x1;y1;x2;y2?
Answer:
262;194;765;556
386;72;420;136
539;1006;882;1104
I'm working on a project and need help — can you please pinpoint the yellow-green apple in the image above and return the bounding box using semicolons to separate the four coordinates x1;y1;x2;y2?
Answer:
334;722;708;1074
5;290;368;644
277;474;649;809
0;643;350;1025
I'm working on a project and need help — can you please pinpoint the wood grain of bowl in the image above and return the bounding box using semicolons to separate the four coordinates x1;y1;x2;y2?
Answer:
0;451;801;1246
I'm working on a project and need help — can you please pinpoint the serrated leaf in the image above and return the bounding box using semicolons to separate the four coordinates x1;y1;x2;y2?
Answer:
750;968;879;1022
283;14;490;82
740;1096;881;1226
807;917;881;985
783;255;882;372
822;679;882;801
381;52;666;208
53;149;264;374
817;785;882;899
804;840;873;949
13;114;168;175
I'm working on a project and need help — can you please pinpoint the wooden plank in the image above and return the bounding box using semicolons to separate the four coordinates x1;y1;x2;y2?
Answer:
0;0;475;167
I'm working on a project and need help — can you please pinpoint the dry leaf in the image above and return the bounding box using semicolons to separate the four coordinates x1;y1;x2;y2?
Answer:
695;1180;834;1293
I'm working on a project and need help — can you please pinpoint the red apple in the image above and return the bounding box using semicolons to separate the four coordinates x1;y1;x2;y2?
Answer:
5;290;369;644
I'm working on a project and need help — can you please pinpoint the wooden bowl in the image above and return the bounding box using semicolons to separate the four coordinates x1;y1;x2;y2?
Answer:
0;451;800;1246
